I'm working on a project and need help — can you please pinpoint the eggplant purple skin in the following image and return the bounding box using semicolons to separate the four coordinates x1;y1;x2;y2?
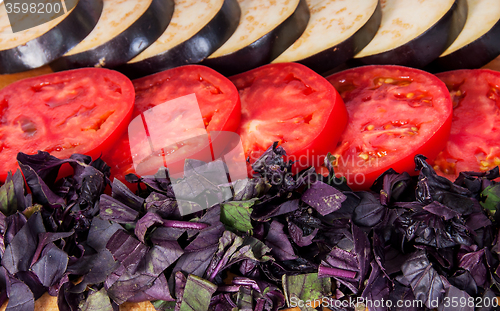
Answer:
297;0;381;75
0;0;103;74
202;0;310;77
351;0;468;69
426;13;500;71
117;0;241;79
50;0;174;71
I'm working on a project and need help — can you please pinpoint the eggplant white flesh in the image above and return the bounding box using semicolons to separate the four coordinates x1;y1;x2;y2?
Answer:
0;0;103;74
119;0;240;79
353;0;467;68
50;0;174;71
272;0;380;74
428;0;500;71
202;0;309;76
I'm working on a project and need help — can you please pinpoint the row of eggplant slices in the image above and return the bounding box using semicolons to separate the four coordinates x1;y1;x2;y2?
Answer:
1;0;500;77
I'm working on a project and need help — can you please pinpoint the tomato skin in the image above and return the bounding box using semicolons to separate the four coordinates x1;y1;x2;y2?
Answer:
230;63;348;174
0;68;135;181
327;65;453;189
101;65;241;185
434;69;500;180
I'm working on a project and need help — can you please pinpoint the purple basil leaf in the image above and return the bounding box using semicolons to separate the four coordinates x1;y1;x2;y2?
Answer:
319;247;358;279
57;282;85;311
31;231;74;266
5;277;34;311
447;270;477;297
437;285;474;311
126;273;174;303
352;224;371;282
423;201;460;220
465;211;491;231
87;217;122;251
184;223;225;252
107;271;156;305
371;169;412;205
209;293;236;311
18;161;66;209
150;227;185;247
233;178;271;202
80;288;113;311
361;262;390;311
31;243;68;287
69;249;118;293
265;221;297;261
15;271;46;300
99;194;139;224
352;192;386;227
205;231;271;282
111;178;144;211
287;221;318;247
2;212;45;274
178;275;217;311
477;289;497;311
4;212;26;247
388;281;419;311
145;193;180;219
252;199;300;221
414;155;475;215
172;223;224;278
301;181;346;216
135;212;164;244
401;250;445;308
139;244;184;277
17;151;73;186
458;249;488;287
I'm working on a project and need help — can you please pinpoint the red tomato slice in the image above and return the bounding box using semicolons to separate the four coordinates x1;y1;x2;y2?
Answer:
101;65;241;184
0;68;134;181
230;63;348;173
326;65;453;189
434;69;500;180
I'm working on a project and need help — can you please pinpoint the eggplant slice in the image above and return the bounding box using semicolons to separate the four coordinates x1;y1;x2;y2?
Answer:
0;0;103;74
119;0;240;79
272;0;381;74
428;0;500;71
352;0;467;68
50;0;174;71
202;0;309;76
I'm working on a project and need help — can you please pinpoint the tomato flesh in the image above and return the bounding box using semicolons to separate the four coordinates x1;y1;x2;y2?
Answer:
0;68;134;181
101;65;241;184
230;63;348;173
434;69;500;180
326;65;453;189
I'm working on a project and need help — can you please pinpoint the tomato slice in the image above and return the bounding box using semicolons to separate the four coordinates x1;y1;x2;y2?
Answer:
230;63;348;173
434;69;500;180
326;65;453;189
0;68;134;181
101;65;241;184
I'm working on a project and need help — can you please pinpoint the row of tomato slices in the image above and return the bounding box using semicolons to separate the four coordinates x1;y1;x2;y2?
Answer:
0;63;497;189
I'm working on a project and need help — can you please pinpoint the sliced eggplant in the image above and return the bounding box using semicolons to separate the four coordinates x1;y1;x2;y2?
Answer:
352;0;467;68
50;0;174;71
119;0;240;79
202;0;309;76
0;0;103;74
428;0;500;71
272;0;381;74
